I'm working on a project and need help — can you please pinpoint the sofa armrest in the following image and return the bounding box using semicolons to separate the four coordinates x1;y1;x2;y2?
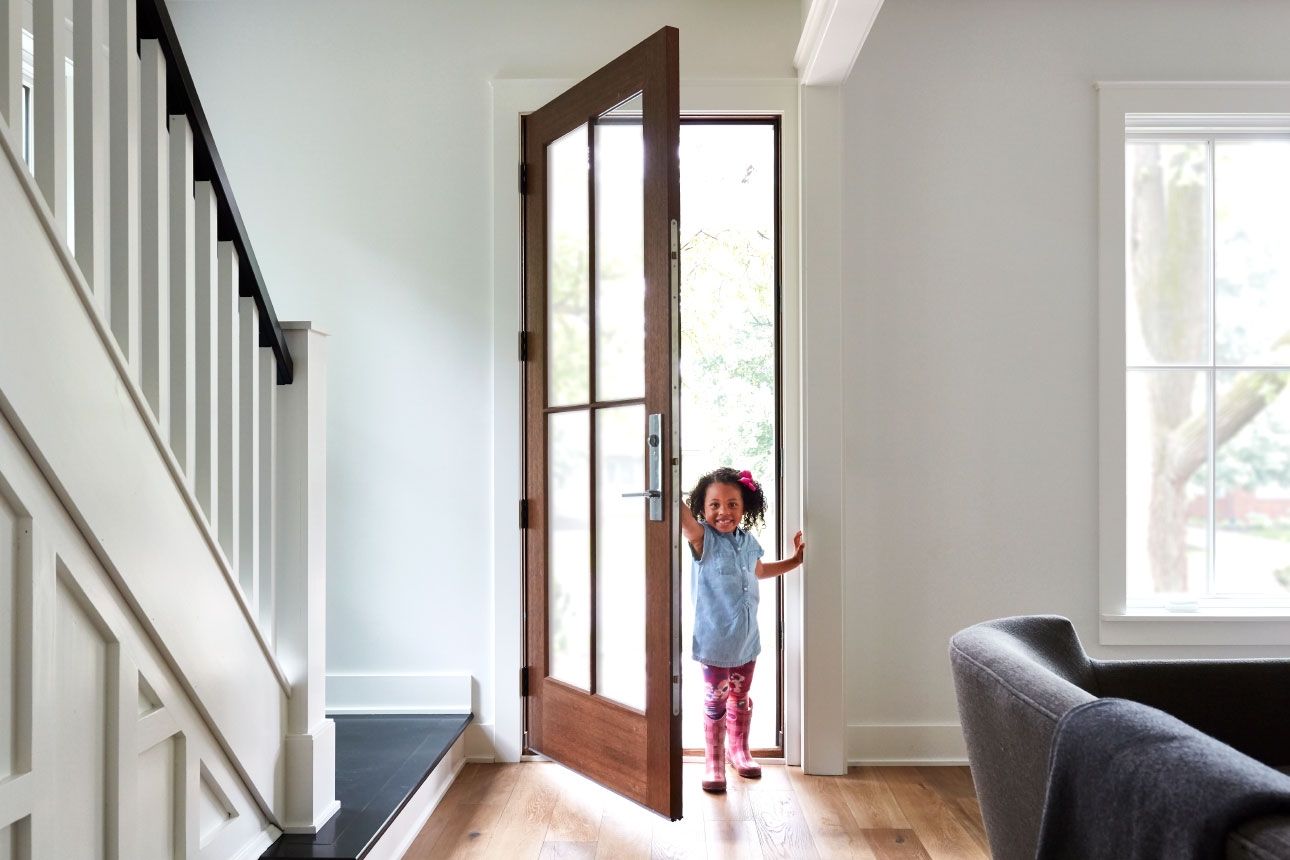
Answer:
949;616;1098;860
1094;660;1290;766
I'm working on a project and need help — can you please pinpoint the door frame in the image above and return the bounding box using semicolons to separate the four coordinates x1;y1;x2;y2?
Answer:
490;78;803;766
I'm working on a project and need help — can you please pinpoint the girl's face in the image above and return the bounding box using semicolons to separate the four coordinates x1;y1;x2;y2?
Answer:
703;482;745;533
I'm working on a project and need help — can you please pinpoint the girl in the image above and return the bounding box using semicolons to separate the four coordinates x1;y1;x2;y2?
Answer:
681;467;805;793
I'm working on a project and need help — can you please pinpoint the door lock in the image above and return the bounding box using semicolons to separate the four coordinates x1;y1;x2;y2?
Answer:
621;413;665;521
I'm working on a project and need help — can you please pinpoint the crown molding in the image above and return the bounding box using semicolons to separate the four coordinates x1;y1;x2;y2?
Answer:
794;0;884;86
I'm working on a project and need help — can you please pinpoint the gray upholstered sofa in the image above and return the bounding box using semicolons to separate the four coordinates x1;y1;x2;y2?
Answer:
949;615;1290;859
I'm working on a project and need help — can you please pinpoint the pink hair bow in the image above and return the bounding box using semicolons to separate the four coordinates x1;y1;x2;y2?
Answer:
738;470;758;491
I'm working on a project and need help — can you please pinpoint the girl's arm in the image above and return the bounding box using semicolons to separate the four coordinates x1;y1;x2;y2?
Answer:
755;530;805;580
680;496;705;556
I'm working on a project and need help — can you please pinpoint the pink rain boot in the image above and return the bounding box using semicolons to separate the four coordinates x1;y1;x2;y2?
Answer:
702;715;727;792
726;698;761;778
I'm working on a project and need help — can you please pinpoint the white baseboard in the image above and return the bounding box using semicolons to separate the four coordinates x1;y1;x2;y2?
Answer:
363;730;469;860
325;673;471;713
228;828;281;860
847;723;968;765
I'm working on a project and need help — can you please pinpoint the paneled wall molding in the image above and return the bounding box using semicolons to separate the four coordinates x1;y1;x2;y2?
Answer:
0;404;278;858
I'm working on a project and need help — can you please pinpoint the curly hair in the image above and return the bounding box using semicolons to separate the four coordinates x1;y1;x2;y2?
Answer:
688;467;768;532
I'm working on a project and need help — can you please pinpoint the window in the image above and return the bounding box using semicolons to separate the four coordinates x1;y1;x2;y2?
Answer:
1099;83;1290;643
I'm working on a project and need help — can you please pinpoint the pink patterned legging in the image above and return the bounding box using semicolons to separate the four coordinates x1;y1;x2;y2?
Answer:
701;659;757;720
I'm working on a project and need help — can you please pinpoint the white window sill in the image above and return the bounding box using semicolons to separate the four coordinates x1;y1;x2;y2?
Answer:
1099;611;1290;646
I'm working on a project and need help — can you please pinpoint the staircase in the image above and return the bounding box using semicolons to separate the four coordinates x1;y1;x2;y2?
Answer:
0;0;335;856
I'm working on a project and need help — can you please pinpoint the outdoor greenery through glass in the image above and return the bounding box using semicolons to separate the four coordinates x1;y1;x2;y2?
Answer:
679;121;779;749
1126;139;1290;604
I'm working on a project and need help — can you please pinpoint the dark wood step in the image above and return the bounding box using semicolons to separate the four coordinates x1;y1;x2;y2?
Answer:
262;713;473;859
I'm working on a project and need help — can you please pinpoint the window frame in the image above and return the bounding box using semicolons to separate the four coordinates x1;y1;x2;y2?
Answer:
1098;82;1290;645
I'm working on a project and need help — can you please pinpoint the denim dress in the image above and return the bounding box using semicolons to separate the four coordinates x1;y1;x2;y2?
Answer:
690;521;764;668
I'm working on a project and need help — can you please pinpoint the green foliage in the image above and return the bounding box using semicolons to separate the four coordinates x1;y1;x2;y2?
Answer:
680;224;777;500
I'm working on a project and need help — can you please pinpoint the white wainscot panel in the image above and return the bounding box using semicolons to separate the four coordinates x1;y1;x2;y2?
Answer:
0;817;32;859
139;673;163;717
198;762;237;850
0;382;278;860
55;569;112;860
137;735;180;860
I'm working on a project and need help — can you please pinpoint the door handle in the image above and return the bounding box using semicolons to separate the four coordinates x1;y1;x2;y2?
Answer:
620;413;664;521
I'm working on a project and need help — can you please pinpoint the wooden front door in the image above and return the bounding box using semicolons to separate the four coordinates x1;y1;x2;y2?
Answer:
521;27;682;819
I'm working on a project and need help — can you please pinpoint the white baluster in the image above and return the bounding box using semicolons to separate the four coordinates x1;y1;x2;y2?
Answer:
72;0;108;299
108;0;139;371
140;40;168;438
33;0;68;234
258;348;276;642
193;180;218;528
0;0;19;135
217;241;239;568
239;298;260;613
168;114;194;478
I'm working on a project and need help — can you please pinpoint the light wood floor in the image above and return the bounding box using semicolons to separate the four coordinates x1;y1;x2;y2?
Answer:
403;761;991;859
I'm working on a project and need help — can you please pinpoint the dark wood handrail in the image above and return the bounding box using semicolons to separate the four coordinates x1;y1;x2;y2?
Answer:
136;0;293;384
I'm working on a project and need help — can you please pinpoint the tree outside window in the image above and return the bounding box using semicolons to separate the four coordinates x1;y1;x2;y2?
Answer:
1127;137;1290;604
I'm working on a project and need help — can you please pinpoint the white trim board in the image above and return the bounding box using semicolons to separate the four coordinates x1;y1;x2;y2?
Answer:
361;731;469;860
325;673;471;714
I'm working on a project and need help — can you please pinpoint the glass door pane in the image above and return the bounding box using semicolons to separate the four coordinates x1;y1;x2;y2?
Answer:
595;107;645;402
548;410;590;689
596;404;646;710
548;124;591;407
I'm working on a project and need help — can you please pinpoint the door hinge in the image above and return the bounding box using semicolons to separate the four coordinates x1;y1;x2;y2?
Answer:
519;499;528;530
520;666;529;697
519;330;528;362
519;162;528;195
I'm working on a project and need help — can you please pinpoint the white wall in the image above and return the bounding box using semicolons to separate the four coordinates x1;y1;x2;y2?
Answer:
842;0;1290;761
167;0;800;749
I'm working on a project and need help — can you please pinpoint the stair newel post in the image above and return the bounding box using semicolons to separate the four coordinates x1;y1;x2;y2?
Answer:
274;322;339;833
